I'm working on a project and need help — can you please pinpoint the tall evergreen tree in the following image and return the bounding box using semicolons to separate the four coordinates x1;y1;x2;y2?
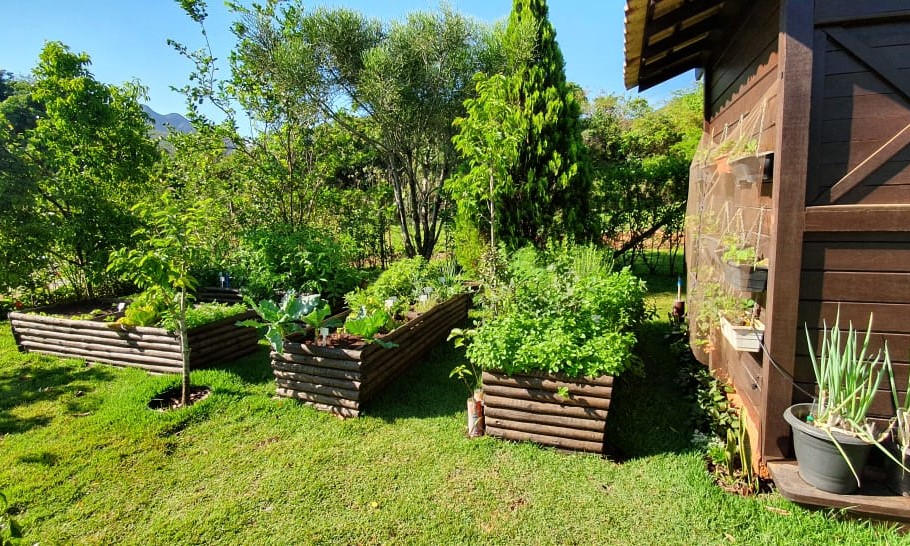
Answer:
500;0;590;248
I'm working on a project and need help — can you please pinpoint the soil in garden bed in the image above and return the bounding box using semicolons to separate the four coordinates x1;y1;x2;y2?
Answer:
28;299;126;321
148;385;212;411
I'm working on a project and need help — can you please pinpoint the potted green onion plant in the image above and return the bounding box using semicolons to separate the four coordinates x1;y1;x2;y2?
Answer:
783;310;902;494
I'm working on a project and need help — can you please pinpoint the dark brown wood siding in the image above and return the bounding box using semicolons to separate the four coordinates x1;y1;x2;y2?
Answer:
796;6;910;421
694;0;780;448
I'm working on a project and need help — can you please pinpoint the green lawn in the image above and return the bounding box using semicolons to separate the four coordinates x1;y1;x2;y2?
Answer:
0;280;905;544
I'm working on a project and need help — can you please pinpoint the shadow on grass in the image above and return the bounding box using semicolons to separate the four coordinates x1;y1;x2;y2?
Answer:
217;344;274;386
0;353;116;435
366;342;468;422
604;319;695;460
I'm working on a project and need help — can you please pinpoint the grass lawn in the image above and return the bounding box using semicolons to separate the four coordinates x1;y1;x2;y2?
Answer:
0;277;905;544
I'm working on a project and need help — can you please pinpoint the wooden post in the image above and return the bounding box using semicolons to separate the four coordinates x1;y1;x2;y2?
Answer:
760;0;814;462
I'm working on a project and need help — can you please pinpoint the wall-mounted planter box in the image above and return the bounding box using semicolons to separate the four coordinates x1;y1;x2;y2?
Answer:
270;293;470;417
481;370;614;454
8;309;260;373
724;262;768;292
720;315;765;353
731;156;762;185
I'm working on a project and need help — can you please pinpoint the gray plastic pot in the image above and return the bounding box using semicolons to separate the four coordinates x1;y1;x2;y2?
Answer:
783;403;872;494
886;444;910;496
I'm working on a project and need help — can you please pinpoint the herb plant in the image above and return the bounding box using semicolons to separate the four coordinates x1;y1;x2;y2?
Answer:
463;244;649;379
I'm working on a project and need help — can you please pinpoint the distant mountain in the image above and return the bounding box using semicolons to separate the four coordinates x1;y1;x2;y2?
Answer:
141;104;194;136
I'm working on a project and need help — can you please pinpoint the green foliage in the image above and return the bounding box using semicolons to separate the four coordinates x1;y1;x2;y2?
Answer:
238;290;331;354
449;72;527;252
464;243;648;378
491;0;590;249
0;43;159;299
344;257;464;320
583;85;702;263
161;302;248;331
117;292;165;328
807;311;888;435
233;225;358;304
107;189;214;405
343;309;397;349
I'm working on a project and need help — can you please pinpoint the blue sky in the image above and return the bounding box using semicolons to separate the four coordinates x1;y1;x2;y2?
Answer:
1;1;696;117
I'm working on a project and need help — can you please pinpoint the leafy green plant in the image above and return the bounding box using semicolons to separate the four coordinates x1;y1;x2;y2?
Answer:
463;244;648;379
804;310;904;484
108;190;212;407
233;225;359;304
721;244;755;266
237;290;330;354
344;257;466;321
448;327;481;394
344;309;397;349
161;302;248;331
115;291;166;328
887;356;910;454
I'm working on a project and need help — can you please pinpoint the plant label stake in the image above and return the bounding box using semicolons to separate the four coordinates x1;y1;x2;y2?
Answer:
319;327;329;347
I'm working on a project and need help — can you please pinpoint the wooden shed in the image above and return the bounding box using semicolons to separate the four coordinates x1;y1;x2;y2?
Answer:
625;0;910;517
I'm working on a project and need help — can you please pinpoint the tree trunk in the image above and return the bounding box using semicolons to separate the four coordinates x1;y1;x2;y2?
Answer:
178;289;191;407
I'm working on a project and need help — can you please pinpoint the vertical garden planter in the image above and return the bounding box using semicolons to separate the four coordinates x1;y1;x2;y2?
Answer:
8;310;260;372
720;316;764;353
481;370;614;454
724;262;768;292
270;293;470;417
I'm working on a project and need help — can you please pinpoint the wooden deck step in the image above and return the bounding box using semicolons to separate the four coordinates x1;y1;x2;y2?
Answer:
768;460;910;524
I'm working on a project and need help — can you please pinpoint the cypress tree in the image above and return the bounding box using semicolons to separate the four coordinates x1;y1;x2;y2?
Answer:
500;0;590;248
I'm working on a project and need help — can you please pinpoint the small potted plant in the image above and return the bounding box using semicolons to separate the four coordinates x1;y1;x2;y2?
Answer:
721;243;768;292
783;311;903;494
886;359;910;495
727;138;769;186
718;298;764;353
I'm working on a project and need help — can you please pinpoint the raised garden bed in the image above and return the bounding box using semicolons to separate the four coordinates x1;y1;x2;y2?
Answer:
481;370;614;454
270;292;470;417
8;309;259;373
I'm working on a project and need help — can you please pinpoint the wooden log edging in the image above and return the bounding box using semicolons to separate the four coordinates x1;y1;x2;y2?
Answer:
271;292;471;416
481;370;615;454
8;309;260;372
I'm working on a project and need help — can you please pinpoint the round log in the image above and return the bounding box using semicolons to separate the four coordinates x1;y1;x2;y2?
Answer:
481;383;612;410
270;360;361;382
484;416;604;443
482;394;609;420
9;312;167;335
270;351;362;372
19;347;182;373
274;377;360;403
484;425;603;454
274;386;360;410
484;406;607;433
10;320;179;345
482;370;613;389
11;326;181;350
20;340;183;366
271;369;361;391
19;335;182;360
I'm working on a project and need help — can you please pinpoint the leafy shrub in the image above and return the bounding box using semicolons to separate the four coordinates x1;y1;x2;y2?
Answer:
465;243;649;378
344;257;464;320
233;225;359;304
161;302;248;331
